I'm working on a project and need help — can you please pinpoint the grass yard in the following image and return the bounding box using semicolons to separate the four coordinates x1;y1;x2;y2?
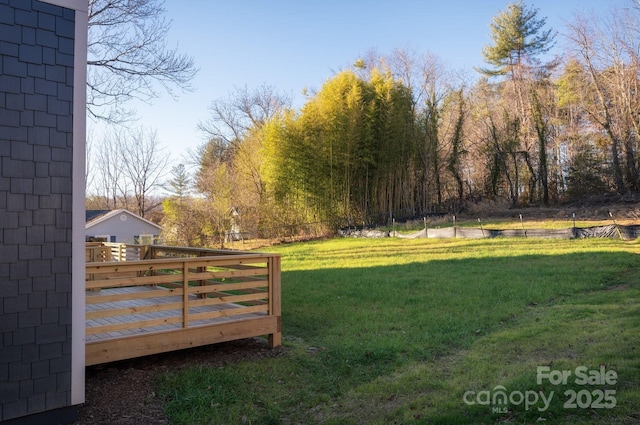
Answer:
157;237;640;424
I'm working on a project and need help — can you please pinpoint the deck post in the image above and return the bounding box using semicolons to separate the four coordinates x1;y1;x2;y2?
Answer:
268;255;282;347
197;251;207;299
182;261;189;328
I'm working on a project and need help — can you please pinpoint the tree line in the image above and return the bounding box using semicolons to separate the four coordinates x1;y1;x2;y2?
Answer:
86;1;640;247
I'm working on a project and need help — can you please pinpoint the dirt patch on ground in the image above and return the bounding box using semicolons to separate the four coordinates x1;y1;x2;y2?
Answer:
75;338;288;425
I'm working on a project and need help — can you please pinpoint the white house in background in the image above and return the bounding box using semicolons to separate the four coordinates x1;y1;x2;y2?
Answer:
86;209;162;244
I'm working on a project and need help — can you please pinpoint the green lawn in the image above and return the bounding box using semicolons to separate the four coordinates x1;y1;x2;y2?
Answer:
157;237;640;424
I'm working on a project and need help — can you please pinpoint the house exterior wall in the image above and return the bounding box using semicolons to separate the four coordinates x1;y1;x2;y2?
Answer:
86;213;162;244
0;0;86;422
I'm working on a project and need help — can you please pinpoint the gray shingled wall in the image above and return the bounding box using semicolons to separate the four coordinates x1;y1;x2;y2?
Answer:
0;0;75;421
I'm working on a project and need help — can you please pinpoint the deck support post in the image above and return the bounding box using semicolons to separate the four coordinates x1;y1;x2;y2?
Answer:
268;256;282;347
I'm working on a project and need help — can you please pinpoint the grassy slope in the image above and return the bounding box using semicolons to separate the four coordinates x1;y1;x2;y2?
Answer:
157;238;640;425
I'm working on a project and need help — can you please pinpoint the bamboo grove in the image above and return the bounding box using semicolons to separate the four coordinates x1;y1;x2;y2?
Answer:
161;1;640;245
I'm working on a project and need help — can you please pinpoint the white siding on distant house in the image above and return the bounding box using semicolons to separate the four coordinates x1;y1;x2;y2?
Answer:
86;210;162;244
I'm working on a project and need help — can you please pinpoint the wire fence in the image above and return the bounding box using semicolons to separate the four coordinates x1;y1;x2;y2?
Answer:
165;215;640;250
339;223;640;241
220;221;331;250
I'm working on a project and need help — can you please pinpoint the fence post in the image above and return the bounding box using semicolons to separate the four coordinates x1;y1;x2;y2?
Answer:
424;217;428;239
609;212;623;240
453;215;456;238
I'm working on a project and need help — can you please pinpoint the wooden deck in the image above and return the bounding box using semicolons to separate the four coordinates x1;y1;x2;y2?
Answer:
85;245;281;366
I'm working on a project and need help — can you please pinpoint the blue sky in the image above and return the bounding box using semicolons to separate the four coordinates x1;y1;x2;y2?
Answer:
96;0;622;166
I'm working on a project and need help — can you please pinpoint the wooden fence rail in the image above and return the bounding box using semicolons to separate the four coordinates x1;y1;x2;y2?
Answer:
85;245;281;365
86;242;146;262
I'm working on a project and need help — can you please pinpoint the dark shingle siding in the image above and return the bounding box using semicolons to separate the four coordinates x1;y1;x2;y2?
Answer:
0;0;75;421
0;3;14;24
0;74;21;93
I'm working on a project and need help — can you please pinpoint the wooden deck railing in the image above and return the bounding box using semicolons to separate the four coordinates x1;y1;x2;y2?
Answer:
145;245;250;259
86;242;147;262
85;245;281;365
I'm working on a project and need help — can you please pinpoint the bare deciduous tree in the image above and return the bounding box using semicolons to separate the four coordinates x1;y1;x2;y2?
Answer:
87;0;197;122
118;128;169;217
88;127;168;217
565;12;627;192
95;130;127;209
198;84;291;146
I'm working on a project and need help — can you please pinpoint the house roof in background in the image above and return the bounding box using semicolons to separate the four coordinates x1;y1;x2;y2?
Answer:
86;210;110;223
85;209;162;230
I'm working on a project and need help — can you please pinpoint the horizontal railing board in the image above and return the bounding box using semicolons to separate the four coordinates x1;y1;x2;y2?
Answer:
86;301;185;320
87;303;268;337
86;258;271;277
87;315;184;335
188;292;268;308
86;273;184;289
86;285;270;334
86;287;184;304
189;280;269;294
189;304;269;321
183;267;267;280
